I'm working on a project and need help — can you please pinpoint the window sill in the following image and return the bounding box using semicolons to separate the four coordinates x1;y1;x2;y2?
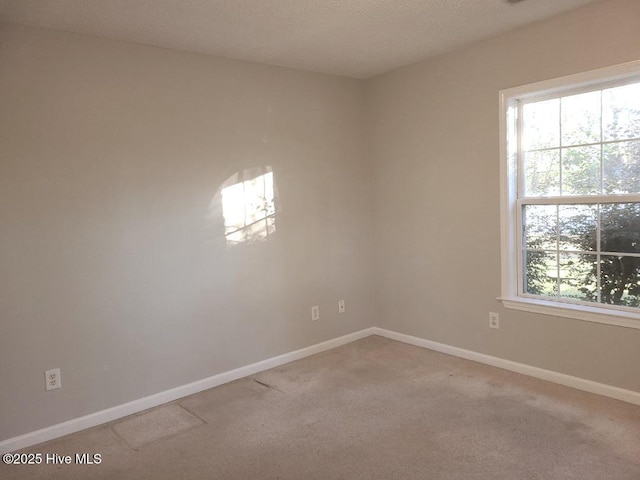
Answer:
498;296;640;330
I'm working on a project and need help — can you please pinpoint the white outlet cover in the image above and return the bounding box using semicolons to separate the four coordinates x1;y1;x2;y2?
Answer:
45;368;61;391
311;306;320;321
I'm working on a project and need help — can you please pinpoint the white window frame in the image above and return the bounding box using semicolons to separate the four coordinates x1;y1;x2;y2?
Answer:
499;60;640;330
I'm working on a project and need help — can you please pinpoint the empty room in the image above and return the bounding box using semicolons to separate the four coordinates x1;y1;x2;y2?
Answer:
1;0;640;478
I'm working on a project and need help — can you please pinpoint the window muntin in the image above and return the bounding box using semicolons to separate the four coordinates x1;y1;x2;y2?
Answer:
517;80;640;312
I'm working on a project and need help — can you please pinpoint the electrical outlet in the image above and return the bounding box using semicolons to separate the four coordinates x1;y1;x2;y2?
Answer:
489;312;500;329
45;368;61;391
338;300;345;313
311;305;320;321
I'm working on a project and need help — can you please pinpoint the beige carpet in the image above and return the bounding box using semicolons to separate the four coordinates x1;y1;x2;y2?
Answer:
3;336;640;479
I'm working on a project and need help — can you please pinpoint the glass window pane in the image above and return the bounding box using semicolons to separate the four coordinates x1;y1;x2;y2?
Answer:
525;251;558;297
524;205;557;250
600;255;640;307
558;205;597;252
603;140;640;194
524;149;560;196
559;253;597;302
561;90;601;146
523;99;560;150
515;80;640;312
561;145;601;195
600;203;640;254
603;82;640;142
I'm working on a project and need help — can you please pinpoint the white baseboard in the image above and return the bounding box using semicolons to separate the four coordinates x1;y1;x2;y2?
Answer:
0;328;375;454
372;327;640;406
4;326;639;454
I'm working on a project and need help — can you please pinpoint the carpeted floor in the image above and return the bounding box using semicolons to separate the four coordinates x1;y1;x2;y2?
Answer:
3;335;640;479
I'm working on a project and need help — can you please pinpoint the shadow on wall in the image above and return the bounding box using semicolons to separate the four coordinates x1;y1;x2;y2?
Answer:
209;166;279;248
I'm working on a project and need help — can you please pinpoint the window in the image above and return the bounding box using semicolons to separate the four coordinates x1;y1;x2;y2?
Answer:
500;61;640;329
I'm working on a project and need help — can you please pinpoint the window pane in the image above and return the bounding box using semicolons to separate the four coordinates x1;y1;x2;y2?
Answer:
600;255;640;307
603;82;640;142
524;205;557;250
559;253;597;302
561;90;601;146
524;149;560;196
603;140;640;194
600;203;640;254
558;205;597;252
523;99;560;150
525;251;558;297
513;75;640;314
561;145;601;195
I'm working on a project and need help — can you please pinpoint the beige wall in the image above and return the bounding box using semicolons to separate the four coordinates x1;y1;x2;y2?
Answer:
367;0;640;392
2;0;640;444
0;23;372;440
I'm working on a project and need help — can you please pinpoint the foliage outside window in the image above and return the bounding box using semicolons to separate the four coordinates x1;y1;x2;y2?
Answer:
500;62;640;328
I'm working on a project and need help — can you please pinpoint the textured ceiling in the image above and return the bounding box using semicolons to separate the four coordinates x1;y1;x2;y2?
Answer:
0;0;602;78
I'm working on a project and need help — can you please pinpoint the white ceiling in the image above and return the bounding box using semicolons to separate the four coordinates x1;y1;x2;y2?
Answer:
0;0;602;79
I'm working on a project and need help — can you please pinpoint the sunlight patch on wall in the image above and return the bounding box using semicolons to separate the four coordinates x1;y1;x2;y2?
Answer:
218;166;276;247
